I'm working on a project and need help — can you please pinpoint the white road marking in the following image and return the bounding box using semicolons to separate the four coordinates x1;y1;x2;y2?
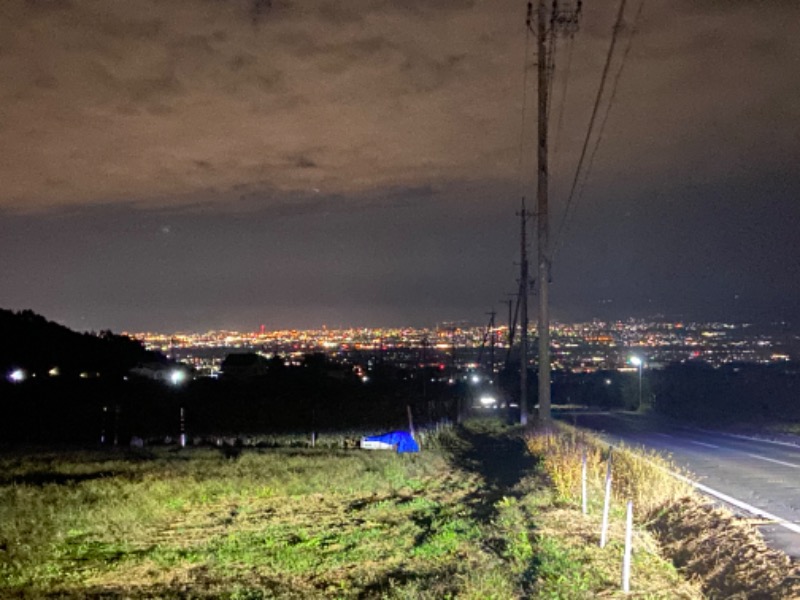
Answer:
606;440;800;539
693;428;800;449
689;440;720;449
670;471;800;536
747;454;800;469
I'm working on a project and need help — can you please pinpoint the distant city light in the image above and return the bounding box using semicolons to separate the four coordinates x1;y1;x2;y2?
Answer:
123;318;793;379
8;369;26;383
470;374;481;384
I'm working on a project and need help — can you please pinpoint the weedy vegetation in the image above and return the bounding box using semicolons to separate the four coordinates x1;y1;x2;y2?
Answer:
527;422;800;599
526;423;691;515
524;424;701;599
0;421;708;598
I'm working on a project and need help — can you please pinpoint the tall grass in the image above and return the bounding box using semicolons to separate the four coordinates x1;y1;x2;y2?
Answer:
526;423;691;516
523;423;703;598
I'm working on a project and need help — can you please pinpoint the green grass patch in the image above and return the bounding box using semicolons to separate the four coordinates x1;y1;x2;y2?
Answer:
0;444;512;598
1;423;707;598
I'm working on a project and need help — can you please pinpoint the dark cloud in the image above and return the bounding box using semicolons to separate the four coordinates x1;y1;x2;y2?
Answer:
0;0;798;329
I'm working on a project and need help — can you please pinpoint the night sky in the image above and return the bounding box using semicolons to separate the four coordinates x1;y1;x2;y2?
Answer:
1;0;798;332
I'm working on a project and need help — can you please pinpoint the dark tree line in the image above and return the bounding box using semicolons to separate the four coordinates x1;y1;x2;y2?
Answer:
0;308;161;378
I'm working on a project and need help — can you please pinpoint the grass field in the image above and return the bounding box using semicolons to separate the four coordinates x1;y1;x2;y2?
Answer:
1;422;698;598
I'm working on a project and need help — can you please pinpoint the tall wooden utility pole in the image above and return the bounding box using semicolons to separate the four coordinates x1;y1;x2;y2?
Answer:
535;0;551;423
486;309;496;376
501;297;514;347
518;199;530;425
532;0;581;423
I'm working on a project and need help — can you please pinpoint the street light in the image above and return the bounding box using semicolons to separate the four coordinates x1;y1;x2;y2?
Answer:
169;369;187;386
7;368;26;383
629;356;643;411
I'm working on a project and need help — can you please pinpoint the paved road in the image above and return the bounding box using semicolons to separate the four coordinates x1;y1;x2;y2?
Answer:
559;411;800;558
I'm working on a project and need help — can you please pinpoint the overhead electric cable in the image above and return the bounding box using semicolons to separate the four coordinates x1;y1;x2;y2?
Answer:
576;0;647;200
517;5;535;201
555;0;647;260
551;33;575;166
554;0;628;254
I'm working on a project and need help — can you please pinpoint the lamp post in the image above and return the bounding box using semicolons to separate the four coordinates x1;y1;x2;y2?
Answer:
629;356;643;411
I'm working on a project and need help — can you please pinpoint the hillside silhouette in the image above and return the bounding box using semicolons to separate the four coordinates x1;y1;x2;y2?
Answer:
0;308;161;378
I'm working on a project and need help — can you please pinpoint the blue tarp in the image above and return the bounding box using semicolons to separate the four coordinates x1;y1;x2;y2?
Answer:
365;431;420;453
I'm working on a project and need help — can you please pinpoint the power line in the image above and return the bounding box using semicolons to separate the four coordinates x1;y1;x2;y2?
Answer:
554;0;629;255
574;0;648;217
516;4;535;201
551;33;576;170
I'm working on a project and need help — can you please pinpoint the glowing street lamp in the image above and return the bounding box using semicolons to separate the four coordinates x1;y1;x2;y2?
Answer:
8;368;26;383
629;356;643;410
169;369;187;386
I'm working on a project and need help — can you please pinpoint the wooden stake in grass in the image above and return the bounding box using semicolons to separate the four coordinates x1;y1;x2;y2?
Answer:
622;500;633;593
600;447;613;548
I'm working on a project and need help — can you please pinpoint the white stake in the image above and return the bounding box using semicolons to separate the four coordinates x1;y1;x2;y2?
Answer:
600;448;613;548
622;500;633;593
179;407;186;448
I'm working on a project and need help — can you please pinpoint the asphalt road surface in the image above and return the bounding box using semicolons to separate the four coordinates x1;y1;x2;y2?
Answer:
559;411;800;558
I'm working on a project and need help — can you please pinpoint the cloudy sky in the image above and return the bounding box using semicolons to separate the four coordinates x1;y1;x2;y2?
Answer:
1;0;798;332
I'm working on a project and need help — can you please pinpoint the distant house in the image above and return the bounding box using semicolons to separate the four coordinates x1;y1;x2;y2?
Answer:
221;353;269;379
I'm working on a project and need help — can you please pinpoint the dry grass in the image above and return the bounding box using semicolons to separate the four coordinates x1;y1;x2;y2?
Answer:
531;500;703;599
526;423;691;516
527;422;800;599
650;496;800;599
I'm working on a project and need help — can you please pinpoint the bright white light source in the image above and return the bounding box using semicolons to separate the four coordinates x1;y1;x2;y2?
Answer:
361;376;369;383
8;369;26;383
479;394;497;406
629;356;642;367
470;374;481;384
170;370;187;385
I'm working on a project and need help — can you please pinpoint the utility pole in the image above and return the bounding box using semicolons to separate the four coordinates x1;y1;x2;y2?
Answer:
518;198;530;425
503;294;521;373
535;0;551;423
486;309;496;376
502;297;514;347
531;0;581;423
